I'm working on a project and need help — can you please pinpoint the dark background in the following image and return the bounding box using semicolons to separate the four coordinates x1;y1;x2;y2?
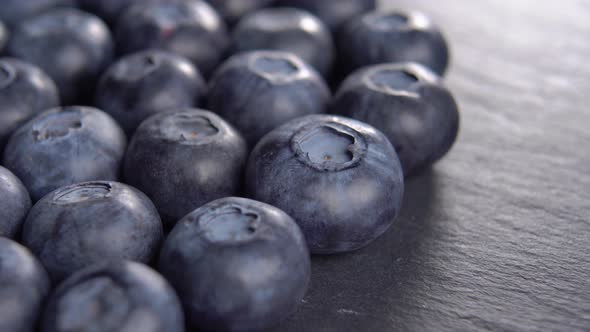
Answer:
275;0;590;331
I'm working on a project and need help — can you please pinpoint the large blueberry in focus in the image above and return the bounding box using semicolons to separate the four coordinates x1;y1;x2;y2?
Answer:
41;261;184;332
275;0;376;32
0;237;50;332
209;51;331;147
0;58;60;151
0;0;74;28
7;8;113;104
116;0;229;77
0;166;31;238
2;106;127;202
159;197;310;332
232;8;334;77
205;0;274;26
246;114;404;254
339;10;450;76
23;181;164;282
332;62;460;175
124;109;247;228
96;50;206;134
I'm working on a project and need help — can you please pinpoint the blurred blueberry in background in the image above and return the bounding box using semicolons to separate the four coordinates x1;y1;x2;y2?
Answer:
7;8;113;104
209;50;331;147
232;7;335;78
95;50;206;135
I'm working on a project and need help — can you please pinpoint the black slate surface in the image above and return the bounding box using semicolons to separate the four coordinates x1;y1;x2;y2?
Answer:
274;1;590;331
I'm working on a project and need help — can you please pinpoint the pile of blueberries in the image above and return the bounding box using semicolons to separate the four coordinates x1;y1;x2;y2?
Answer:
0;0;460;331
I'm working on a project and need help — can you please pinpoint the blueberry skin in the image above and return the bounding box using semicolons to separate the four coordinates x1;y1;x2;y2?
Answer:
95;50;206;135
275;0;376;32
0;237;50;332
0;166;31;238
116;0;229;78
332;62;460;176
2;106;127;202
246;114;404;254
0;58;60;151
339;10;450;76
41;260;184;332
0;0;75;29
232;7;334;77
22;181;164;282
124;109;247;228
0;21;7;53
209;51;331;147
77;0;139;26
7;8;114;104
159;197;310;332
205;0;274;26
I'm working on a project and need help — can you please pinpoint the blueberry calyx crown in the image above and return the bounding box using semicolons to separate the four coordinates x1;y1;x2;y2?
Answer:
0;62;16;89
366;11;432;31
249;52;305;83
157;112;221;144
369;12;409;31
292;122;367;172
115;53;161;81
32;109;83;142
198;205;260;244
364;63;439;96
53;182;113;203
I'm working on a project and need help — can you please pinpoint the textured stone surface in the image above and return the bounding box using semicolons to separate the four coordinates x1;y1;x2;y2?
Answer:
274;0;590;331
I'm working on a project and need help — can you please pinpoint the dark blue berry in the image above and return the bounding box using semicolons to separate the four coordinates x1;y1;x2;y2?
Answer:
0;237;50;332
0;166;31;238
339;10;450;76
116;0;229;77
275;0;376;32
2;106;127;202
7;8;113;104
232;7;334;77
246;114;404;254
22;181;163;282
95;50;206;135
124;108;247;228
208;50;331;147
0;58;60;151
41;261;184;332
159;197;310;332
332;62;460;175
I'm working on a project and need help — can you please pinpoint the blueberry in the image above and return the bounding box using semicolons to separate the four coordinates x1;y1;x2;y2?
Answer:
208;51;331;147
7;8;114;104
339;10;450;76
246;114;404;254
0;166;31;239
22;181;163;282
232;7;334;77
0;0;75;29
116;0;229;78
332;62;460;175
159;197;310;332
77;0;140;26
274;0;376;32
204;0;274;26
0;237;50;332
124;109;247;228
41;260;184;332
0;58;60;151
2;106;127;202
95;50;206;134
